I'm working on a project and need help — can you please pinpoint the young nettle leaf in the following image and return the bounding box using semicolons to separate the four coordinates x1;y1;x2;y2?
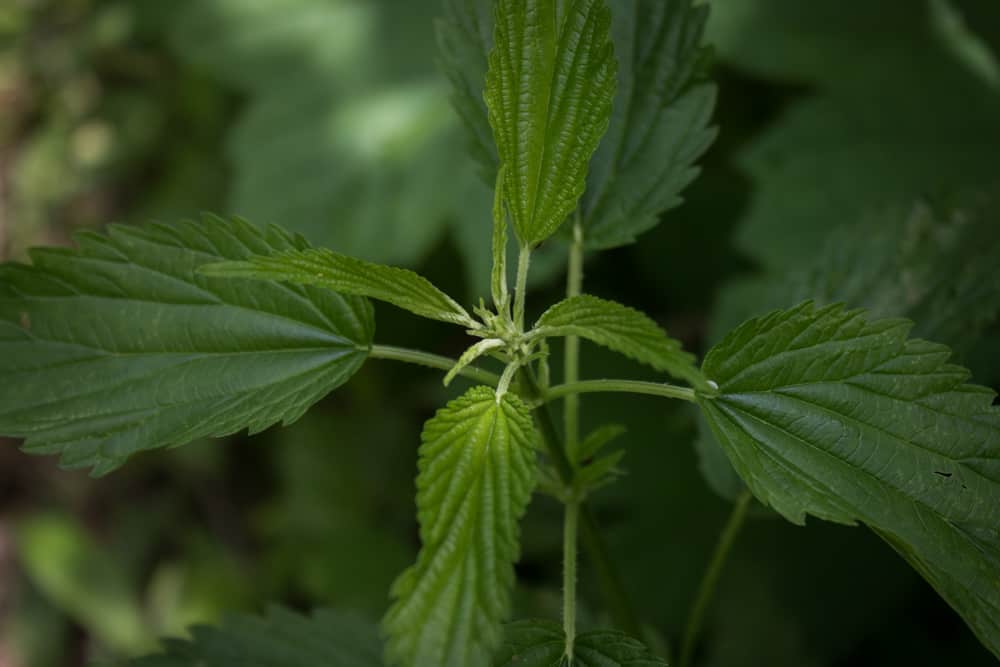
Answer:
582;0;717;249
698;301;1000;658
123;607;384;667
496;619;667;666
0;217;373;476
533;294;707;389
382;386;538;667
485;0;618;247
202;247;476;327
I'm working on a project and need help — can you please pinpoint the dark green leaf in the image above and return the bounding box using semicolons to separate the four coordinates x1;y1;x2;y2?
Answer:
121;607;383;666
534;294;707;388
202;248;475;327
496;619;667;666
581;0;717;249
699;301;1000;658
383;387;538;667
485;0;618;246
0;216;373;475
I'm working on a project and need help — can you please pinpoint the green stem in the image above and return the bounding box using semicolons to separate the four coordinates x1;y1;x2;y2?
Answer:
368;344;500;386
679;490;753;667
564;221;584;462
540;379;697;405
513;244;532;332
518;370;644;640
563;499;580;661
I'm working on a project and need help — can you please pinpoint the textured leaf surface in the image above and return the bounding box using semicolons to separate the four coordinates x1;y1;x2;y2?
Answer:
707;0;1000;269
202;248;473;327
535;294;706;388
0;217;373;475
496;619;667;666
699;193;1000;501
122;607;383;666
581;0;716;249
698;301;1000;658
485;0;617;246
383;387;538;667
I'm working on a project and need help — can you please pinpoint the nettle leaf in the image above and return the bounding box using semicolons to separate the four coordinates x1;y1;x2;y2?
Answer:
699;194;1000;502
534;294;707;389
698;301;1000;658
485;0;618;246
202;248;474;327
496;619;667;666
383;387;538;667
0;216;373;475
122;607;384;667
582;0;717;249
437;0;497;180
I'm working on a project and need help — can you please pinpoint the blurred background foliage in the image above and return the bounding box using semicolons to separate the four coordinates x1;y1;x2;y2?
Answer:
0;0;998;665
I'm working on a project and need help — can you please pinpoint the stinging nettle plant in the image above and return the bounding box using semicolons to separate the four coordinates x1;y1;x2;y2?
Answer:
2;0;999;665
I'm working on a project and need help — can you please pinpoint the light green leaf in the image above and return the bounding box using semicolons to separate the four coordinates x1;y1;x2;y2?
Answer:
121;607;384;666
534;294;706;389
492;165;510;312
698;301;1000;658
444;338;506;387
485;0;618;246
581;0;717;249
0;216;373;476
202;248;474;327
382;387;538;667
495;619;668;666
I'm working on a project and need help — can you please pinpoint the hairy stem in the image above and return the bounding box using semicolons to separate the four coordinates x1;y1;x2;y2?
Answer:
368;344;500;386
563;499;580;660
564;221;585;461
679;490;753;667
518;370;644;639
513;244;532;332
540;379;697;405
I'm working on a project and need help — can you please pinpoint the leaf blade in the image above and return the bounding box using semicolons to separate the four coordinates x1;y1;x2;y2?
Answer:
0;216;373;475
496;619;668;666
382;387;538;667
485;0;618;246
535;294;706;389
202;248;474;327
123;607;384;667
698;301;1000;658
581;0;717;249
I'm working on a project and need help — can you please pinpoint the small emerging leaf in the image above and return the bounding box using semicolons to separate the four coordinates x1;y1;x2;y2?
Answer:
699;301;1000;659
444;338;505;386
0;217;373;475
202;248;474;327
485;0;618;246
382;387;538;667
496;619;667;666
578;423;627;462
534;294;707;389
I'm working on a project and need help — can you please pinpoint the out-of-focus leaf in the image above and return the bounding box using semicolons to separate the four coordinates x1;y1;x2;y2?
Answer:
121;607;384;666
581;0;716;249
0;216;373;474
15;514;150;654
